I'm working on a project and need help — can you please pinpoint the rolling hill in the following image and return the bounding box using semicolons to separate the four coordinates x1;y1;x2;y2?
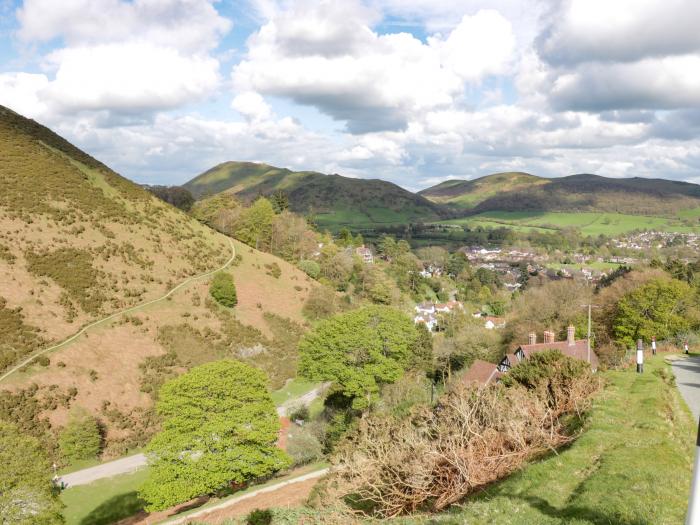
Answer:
0;106;313;456
184;161;449;228
420;172;700;215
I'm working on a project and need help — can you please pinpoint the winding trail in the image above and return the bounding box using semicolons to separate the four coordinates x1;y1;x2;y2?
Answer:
0;238;236;384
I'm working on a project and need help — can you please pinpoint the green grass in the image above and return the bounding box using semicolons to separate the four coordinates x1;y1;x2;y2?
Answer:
270;378;319;406
395;355;694;524
60;468;148;525
440;210;700;236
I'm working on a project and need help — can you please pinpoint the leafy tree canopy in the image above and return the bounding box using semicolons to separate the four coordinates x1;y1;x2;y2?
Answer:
58;410;102;462
139;360;289;511
0;420;64;524
613;278;698;348
298;306;420;409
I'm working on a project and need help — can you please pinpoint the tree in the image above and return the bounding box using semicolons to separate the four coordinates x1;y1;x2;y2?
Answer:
302;286;338;320
59;410;102;462
139;360;289;511
298;306;420;409
613;278;698;348
270;191;289;214
209;272;237;307
0;421;63;524
237;197;275;250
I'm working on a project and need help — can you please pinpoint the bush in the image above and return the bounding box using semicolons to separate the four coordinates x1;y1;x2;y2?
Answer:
287;426;324;466
209;272;237;307
265;262;282;279
59;412;102;462
299;260;321;279
246;509;273;525
326;352;599;517
302;286;337;320
35;355;50;367
289;405;310;422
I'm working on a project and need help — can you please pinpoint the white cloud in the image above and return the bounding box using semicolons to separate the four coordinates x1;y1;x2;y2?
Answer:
538;0;700;65
16;0;231;53
233;2;515;133
0;72;49;118
232;91;273;121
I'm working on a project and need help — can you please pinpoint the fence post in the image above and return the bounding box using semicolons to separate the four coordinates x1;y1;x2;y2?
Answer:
636;339;644;373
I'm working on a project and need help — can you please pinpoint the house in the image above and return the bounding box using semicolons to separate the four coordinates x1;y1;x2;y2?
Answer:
355;245;374;264
483;316;506;330
515;326;598;369
461;359;501;387
414;314;437;332
415;302;436;316
497;352;521;372
414;301;464;332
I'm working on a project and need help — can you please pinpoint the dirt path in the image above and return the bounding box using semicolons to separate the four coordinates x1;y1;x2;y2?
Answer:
0;238;236;384
276;383;330;416
163;468;330;525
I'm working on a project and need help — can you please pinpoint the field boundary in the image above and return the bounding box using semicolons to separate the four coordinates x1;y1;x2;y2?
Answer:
0;238;236;384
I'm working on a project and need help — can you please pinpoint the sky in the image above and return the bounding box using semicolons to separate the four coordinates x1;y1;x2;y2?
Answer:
1;0;699;191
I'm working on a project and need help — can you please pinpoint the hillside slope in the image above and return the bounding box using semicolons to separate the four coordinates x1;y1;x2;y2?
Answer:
419;172;547;210
421;172;700;215
185;161;448;228
0;107;312;456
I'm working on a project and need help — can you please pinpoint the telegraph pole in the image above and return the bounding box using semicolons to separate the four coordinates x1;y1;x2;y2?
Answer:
580;304;599;364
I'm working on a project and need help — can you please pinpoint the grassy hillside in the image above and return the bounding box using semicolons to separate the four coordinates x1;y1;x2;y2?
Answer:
419;172;547;210
441;210;700;236
422;172;700;216
185;161;448;229
0;107;312;457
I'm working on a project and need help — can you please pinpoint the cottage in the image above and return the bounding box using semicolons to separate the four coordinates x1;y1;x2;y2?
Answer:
516;326;598;370
461;359;501;387
355;245;374;264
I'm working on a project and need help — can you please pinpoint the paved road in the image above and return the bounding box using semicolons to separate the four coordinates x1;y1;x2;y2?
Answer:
670;355;700;421
0;238;236;384
59;453;146;488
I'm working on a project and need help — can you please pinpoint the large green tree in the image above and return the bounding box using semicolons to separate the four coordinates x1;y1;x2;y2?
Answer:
139;361;289;511
298;306;420;409
58;410;102;462
236;197;275;250
0;420;64;524
613;278;698;348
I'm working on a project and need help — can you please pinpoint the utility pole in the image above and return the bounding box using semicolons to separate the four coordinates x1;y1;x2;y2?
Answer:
581;304;599;364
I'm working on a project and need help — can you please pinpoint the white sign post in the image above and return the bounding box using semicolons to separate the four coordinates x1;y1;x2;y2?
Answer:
636;339;644;374
652;336;657;356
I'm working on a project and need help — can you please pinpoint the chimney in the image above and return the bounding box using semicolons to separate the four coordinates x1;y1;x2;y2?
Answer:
567;325;576;346
528;332;536;345
543;331;555;344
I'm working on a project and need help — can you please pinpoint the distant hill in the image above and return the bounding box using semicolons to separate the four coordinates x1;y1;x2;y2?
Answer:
0;106;312;455
184;161;449;228
420;172;700;215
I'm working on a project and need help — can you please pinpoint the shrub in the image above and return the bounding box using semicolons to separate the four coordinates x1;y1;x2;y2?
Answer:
302;286;337;320
59;412;102;462
299;260;321;279
35;355;50;367
265;262;282;279
287;426;324;466
327;353;599;517
246;509;273;525
209;271;237;307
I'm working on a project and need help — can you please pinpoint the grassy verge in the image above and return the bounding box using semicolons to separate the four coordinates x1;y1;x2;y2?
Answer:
60;468;148;525
270;378;319;406
396;354;693;524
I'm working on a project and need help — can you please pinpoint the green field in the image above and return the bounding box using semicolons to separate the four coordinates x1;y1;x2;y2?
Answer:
60;468;148;525
440;210;700;236
396;355;694;524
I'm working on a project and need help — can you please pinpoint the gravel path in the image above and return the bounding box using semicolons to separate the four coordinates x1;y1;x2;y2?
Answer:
670;355;700;421
58;453;146;488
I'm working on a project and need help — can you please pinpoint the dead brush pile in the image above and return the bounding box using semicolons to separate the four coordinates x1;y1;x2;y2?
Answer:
325;350;600;518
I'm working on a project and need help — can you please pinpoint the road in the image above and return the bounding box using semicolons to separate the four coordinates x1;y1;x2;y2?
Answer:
0;238;236;384
58;381;328;488
670;355;700;421
59;453;146;488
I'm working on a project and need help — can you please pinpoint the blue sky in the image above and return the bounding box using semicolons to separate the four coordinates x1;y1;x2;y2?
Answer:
1;0;700;190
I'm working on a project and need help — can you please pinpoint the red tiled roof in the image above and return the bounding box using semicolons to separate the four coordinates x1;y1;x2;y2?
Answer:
462;360;500;386
505;353;519;366
516;339;599;368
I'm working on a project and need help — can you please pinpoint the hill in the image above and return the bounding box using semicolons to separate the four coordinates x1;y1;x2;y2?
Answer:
421;172;700;215
0;106;312;456
184;161;448;229
419;172;548;210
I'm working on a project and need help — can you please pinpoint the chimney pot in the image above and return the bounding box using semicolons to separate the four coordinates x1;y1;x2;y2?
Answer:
528;332;536;345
